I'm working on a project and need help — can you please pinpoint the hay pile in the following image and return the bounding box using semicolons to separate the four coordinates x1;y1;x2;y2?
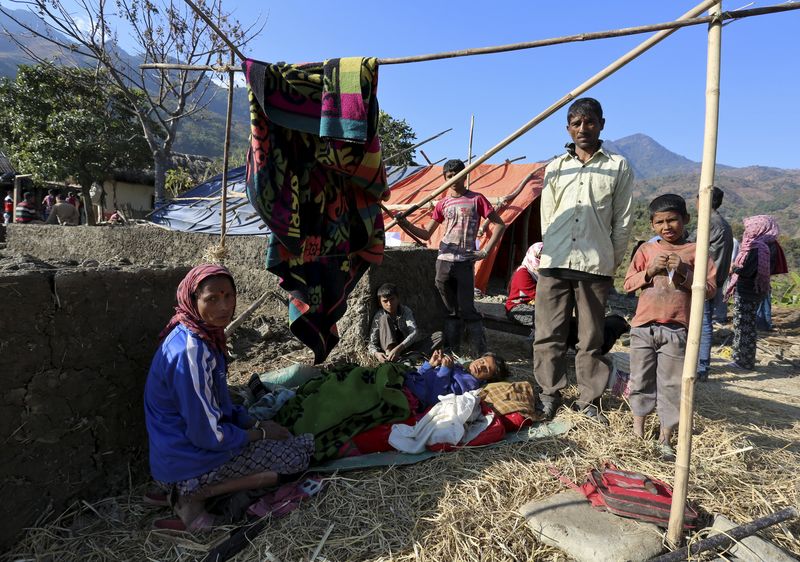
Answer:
6;337;800;561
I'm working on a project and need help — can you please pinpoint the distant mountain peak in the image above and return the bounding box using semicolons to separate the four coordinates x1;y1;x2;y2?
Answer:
603;134;700;179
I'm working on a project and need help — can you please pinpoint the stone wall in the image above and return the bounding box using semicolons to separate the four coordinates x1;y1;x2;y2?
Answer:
1;227;443;549
0;265;188;550
5;225;444;359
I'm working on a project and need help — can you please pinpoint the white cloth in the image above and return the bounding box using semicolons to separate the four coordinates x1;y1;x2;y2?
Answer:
388;390;488;454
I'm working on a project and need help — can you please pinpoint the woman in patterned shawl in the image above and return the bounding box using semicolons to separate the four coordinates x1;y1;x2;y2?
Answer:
144;264;314;529
726;215;786;370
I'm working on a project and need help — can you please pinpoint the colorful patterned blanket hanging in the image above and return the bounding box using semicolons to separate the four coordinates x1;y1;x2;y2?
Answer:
243;58;387;363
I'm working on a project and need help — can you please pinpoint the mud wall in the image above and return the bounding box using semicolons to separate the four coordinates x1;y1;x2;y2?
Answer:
0;265;188;550
5;224;275;302
6;225;444;360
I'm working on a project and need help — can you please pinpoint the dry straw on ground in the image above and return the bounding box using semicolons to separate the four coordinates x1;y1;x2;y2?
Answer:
5;331;800;561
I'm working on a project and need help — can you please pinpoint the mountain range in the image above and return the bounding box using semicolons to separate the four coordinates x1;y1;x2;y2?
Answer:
1;8;798;236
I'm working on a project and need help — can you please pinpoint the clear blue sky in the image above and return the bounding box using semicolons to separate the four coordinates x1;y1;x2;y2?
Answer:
65;0;796;169
213;0;797;170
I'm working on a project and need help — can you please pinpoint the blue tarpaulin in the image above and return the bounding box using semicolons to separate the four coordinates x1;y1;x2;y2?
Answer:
148;164;428;236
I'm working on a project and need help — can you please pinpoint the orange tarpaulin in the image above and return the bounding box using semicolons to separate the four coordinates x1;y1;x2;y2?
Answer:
383;161;547;292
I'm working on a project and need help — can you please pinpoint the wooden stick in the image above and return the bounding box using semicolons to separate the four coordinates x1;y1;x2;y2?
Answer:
219;49;235;247
144;5;800;73
383;128;452;165
467;114;475;188
707;445;753;461
419;150;433;165
309;523;335;562
224;289;273;337
654;507;798;562
182;0;246;62
666;2;723;547
386;0;721;230
379;202;427;246
140;62;237;71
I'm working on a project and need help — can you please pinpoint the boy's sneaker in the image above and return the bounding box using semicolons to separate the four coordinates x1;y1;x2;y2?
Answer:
696;371;709;383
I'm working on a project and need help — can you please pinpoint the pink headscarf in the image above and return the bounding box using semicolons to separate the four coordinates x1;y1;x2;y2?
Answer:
725;215;778;300
159;264;235;353
519;242;544;277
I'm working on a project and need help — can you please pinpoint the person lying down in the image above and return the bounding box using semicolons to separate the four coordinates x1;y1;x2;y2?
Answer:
245;350;510;462
403;348;509;410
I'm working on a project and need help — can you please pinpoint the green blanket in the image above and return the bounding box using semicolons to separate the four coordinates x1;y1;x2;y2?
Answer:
274;363;410;462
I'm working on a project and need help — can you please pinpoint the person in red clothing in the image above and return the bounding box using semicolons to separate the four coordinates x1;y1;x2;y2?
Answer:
15;192;42;223
505;242;543;338
3;190;13;225
623;194;716;460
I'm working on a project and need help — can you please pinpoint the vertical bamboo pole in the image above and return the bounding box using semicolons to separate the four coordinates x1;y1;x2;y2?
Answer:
666;1;722;546
467;114;475;188
219;49;235;251
386;0;720;229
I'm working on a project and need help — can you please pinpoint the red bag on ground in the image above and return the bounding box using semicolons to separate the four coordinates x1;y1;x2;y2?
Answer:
551;462;699;529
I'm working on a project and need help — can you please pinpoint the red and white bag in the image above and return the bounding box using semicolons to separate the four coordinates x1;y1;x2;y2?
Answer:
550;462;699;529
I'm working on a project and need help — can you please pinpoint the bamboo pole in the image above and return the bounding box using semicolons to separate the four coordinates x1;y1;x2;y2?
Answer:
387;0;721;230
666;1;722;546
148;4;800;73
219;49;235;247
467;114;475;188
383;128;452;165
182;0;246;61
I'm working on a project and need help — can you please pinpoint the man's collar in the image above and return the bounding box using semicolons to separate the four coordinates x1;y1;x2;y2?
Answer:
565;140;605;159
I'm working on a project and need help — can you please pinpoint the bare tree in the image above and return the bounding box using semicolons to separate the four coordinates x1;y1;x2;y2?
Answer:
0;0;257;204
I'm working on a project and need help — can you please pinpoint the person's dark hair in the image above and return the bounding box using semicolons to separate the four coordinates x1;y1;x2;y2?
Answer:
567;97;603;122
23;191;33;199
649;193;688;220
443;159;465;176
56;193;66;201
47;189;55;195
711;186;724;210
377;282;399;299
483;351;508;380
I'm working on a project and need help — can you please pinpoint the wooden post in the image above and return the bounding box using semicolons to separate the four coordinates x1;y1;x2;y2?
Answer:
219;49;235;251
666;1;722;546
467;114;475;188
386;0;721;230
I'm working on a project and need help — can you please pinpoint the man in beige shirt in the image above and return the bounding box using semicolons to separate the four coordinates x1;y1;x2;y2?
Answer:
45;193;80;226
533;98;633;424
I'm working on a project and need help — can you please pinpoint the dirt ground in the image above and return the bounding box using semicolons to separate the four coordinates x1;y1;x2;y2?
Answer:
4;268;800;560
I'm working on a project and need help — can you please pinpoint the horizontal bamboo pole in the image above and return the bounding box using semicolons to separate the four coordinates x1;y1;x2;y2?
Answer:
140;62;237;71
143;4;800;72
385;0;721;230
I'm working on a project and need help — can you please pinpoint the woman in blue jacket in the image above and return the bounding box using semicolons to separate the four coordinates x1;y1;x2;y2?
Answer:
144;264;314;529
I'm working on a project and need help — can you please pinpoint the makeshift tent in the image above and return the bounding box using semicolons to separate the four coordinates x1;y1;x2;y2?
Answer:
148;164;428;235
383;161;547;293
